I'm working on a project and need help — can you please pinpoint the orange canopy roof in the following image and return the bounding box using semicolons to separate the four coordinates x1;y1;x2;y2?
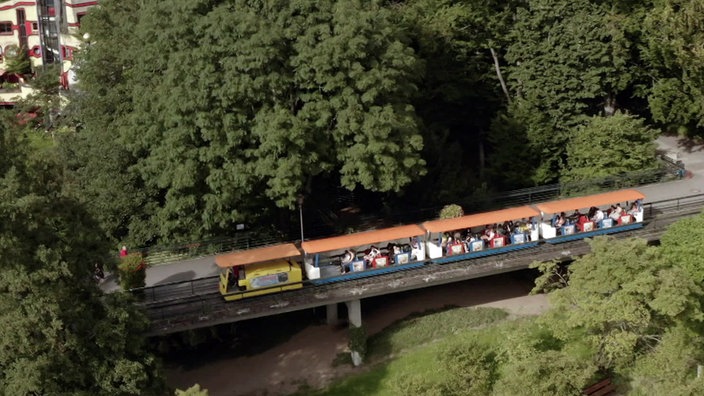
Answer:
215;243;301;268
422;206;540;233
534;189;645;215
301;224;426;254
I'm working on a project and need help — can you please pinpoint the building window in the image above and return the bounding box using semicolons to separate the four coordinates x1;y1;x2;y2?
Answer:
0;22;13;35
62;46;73;60
32;22;38;31
77;13;86;27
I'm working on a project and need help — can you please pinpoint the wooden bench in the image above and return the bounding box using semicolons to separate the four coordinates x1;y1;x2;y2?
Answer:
583;378;616;396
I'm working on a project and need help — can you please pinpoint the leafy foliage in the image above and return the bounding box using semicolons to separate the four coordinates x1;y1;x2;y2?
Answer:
69;0;425;245
498;0;644;184
562;113;659;184
643;0;704;135
545;237;703;370
4;45;31;75
118;253;147;290
629;325;704;395
175;384;209;396
439;204;463;219
439;340;499;396
659;211;704;282
0;115;164;394
494;348;596;396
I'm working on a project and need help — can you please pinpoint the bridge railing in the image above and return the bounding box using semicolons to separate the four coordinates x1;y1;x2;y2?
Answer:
129;163;685;268
131;275;220;304
133;193;704;305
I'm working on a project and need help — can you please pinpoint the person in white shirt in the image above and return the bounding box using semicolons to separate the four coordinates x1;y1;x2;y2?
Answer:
609;204;623;221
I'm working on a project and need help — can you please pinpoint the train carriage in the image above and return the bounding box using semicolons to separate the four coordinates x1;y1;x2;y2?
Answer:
216;243;303;300
301;224;426;285
213;188;649;300
422;206;541;264
535;189;645;243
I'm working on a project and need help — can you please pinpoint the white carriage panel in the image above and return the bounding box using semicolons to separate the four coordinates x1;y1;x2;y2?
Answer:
426;241;443;259
304;258;320;280
540;222;556;239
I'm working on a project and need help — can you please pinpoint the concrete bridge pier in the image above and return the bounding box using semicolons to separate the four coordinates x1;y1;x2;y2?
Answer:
326;303;339;325
345;299;365;366
345;299;362;327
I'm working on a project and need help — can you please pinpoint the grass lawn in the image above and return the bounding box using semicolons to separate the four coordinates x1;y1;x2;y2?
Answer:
309;306;516;396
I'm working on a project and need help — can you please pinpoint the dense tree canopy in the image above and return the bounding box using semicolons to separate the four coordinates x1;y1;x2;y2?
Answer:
562;113;659;185
495;0;642;184
59;0;702;245
525;235;704;392
70;0;425;244
0;119;163;394
644;0;704;133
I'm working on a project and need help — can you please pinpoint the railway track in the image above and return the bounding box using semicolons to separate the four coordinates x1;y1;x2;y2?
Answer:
141;195;704;335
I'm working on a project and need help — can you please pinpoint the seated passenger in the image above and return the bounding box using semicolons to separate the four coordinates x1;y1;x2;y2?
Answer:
609;204;623;221
481;225;496;241
587;207;597;220
569;209;581;224
341;249;356;265
576;213;590;231
364;247;380;263
502;221;514;234
555;212;566;228
628;202;640;217
591;207;605;223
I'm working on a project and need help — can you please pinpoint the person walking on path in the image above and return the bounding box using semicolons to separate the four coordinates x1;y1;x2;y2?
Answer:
120;245;128;257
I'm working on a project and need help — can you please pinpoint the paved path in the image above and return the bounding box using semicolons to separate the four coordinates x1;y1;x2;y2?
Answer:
100;134;704;293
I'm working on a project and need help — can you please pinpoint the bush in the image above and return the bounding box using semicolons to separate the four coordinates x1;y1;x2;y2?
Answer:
439;204;464;219
117;253;146;290
175;384;208;396
349;325;367;366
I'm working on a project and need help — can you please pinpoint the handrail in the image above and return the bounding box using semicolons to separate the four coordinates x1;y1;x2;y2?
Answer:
126;166;683;266
132;193;704;305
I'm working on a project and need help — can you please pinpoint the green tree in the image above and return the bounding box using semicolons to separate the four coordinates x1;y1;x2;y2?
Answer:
494;349;596;396
390;0;516;200
17;65;63;134
544;237;704;370
499;0;641;184
643;0;704;135
439;204;464;219
562;113;659;185
3;45;31;75
60;0;156;245
660;211;704;282
69;0;425;245
439;340;499;396
629;325;704;395
175;384;209;396
0;118;164;394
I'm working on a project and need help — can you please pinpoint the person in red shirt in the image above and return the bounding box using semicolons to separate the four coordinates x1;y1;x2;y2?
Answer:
120;245;128;257
577;213;590;231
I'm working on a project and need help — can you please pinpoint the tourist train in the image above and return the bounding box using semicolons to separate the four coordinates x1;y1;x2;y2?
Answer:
215;189;645;301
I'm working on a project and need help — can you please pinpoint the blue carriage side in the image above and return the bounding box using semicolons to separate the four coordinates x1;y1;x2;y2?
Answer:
301;225;427;285
535;189;645;244
422;206;541;265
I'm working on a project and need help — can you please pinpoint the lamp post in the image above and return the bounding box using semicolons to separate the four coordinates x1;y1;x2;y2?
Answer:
297;194;305;242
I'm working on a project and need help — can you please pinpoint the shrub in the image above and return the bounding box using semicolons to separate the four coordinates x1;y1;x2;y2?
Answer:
439;204;464;219
349;325;367;366
117;253;146;290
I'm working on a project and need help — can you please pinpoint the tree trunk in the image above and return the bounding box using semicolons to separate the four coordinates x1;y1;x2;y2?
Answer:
490;47;511;103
